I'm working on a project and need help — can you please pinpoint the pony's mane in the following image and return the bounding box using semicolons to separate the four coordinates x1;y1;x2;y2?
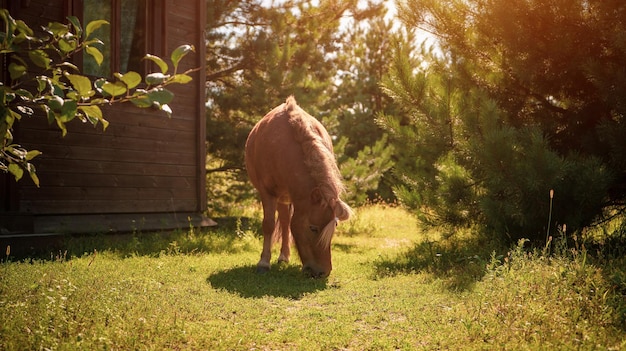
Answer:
284;96;345;202
283;96;353;249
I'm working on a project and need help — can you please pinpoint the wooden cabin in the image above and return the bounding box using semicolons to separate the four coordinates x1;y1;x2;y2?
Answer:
1;0;211;239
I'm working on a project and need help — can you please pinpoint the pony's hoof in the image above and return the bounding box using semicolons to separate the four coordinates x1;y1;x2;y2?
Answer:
256;265;270;274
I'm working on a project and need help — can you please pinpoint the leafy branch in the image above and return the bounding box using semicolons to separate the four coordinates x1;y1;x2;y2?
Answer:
0;9;195;186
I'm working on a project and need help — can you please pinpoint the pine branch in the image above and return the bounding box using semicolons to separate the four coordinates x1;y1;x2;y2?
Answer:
206;62;245;81
206;165;244;174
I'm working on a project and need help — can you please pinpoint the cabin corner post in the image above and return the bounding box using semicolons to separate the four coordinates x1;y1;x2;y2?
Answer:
195;0;208;213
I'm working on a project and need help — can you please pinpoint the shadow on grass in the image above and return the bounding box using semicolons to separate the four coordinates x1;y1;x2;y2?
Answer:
207;264;328;299
373;237;502;292
332;242;359;254
585;228;626;329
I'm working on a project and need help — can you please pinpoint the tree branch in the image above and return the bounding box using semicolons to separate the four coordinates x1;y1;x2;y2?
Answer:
206;62;245;81
206;165;245;174
213;20;269;28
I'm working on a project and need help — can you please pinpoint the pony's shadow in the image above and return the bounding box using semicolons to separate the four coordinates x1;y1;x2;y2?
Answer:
207;264;327;299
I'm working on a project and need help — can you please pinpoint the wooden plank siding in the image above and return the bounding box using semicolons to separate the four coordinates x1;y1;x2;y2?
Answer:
1;0;209;234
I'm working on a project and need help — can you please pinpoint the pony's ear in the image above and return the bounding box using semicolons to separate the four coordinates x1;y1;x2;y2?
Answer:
335;200;353;221
310;187;323;204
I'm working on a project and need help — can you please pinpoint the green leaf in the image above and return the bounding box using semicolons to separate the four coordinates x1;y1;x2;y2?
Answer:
147;88;174;105
9;108;21;122
0;124;9;145
99;118;109;130
8;63;26;80
59;99;77;122
15;89;34;100
66;74;93;97
144;54;168;74
67;16;82;37
59;37;78;54
9;54;27;67
57;62;79;71
25;150;42;161
101;81;127;97
118;71;142;89
36;77;49;93
54;115;68;137
39;104;53;124
94;78;107;90
170;74;193;84
6;145;26;159
15;20;34;36
14;20;34;43
51;83;66;98
83;39;104;46
8;163;24;181
28;168;40;187
89;98;108;105
45;22;70;37
78;105;108;130
85;20;109;39
130;96;152;108
170;44;195;71
145;73;170;85
28;50;51;69
85;46;104;66
12;32;31;45
47;95;64;110
0;9;12;25
3;92;16;104
0;10;15;40
130;90;152;108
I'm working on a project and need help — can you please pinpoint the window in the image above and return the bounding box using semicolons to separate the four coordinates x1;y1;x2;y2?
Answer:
73;0;165;76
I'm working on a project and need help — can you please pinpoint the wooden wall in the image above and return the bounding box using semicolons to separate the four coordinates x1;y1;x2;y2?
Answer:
1;0;207;233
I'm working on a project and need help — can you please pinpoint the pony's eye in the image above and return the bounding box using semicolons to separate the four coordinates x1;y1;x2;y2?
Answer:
309;225;319;233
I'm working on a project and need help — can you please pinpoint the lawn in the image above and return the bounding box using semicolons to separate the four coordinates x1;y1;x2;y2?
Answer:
1;204;625;350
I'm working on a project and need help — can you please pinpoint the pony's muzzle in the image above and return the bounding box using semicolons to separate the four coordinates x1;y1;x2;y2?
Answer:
302;265;330;279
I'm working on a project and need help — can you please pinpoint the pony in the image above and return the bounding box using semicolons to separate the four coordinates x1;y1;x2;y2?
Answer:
245;96;352;278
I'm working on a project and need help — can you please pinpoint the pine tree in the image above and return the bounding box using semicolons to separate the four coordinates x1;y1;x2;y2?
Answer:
329;9;401;204
381;0;623;242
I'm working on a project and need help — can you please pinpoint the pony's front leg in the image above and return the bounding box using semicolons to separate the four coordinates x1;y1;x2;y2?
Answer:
257;197;277;273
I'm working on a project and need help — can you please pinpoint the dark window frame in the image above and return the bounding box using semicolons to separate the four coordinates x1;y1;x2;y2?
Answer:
67;0;167;76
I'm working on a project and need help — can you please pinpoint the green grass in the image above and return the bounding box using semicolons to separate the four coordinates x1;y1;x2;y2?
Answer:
1;204;625;350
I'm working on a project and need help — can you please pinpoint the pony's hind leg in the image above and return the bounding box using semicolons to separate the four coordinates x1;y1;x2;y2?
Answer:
257;196;277;273
276;202;292;264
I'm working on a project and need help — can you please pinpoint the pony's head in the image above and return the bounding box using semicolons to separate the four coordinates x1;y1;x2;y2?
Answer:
291;186;353;278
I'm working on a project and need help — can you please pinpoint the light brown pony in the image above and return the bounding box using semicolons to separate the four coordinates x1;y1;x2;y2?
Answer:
245;96;352;278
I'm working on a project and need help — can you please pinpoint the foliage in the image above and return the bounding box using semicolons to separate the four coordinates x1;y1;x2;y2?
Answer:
329;11;406;204
0;10;195;186
335;135;394;204
205;158;259;217
380;0;626;242
1;204;624;350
